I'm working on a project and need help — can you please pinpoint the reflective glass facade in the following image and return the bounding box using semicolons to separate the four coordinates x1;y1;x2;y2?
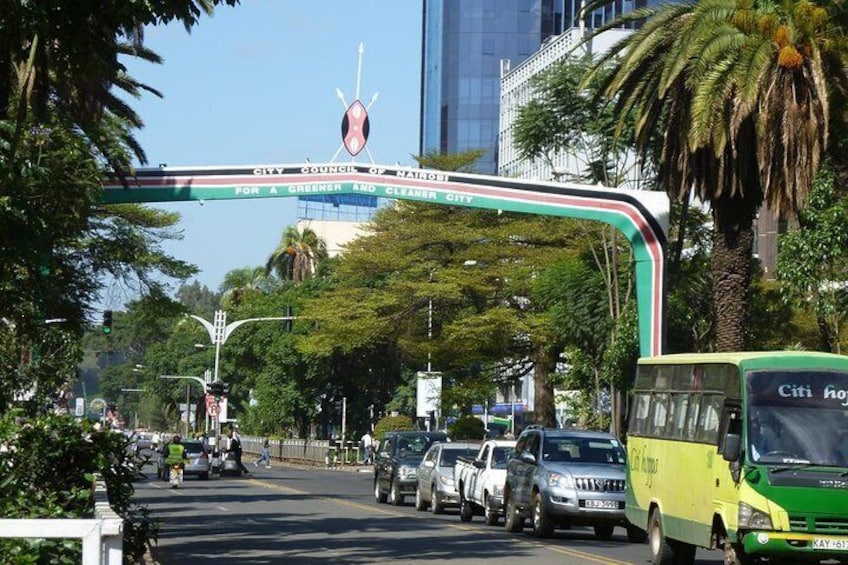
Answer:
420;0;653;175
420;0;543;175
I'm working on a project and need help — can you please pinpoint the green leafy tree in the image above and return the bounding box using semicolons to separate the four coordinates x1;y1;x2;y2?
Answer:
777;164;848;353
586;0;848;352
448;415;486;441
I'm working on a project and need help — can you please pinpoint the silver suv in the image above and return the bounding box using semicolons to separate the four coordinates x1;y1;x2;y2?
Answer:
504;426;641;541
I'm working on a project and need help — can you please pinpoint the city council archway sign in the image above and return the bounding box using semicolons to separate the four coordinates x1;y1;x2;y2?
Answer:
103;163;669;356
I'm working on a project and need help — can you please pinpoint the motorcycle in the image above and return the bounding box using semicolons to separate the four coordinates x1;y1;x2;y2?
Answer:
169;463;184;488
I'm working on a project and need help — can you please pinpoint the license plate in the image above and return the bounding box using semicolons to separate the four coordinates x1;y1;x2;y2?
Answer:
584;499;619;509
813;538;848;551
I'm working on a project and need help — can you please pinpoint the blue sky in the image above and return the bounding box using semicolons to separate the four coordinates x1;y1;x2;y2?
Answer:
116;1;423;300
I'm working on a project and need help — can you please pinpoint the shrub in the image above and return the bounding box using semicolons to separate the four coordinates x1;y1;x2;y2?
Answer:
0;411;158;563
448;416;485;441
373;415;416;441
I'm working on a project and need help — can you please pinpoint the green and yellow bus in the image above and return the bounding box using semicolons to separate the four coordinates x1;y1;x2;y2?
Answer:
626;351;848;565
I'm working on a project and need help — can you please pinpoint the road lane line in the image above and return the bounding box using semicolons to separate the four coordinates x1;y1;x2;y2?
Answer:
217;506;228;512
248;478;634;564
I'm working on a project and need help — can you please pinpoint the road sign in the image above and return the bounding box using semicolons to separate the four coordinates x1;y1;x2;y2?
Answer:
75;398;84;417
90;398;106;413
205;393;219;416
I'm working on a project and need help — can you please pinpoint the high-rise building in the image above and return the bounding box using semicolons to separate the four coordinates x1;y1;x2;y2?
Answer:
420;0;649;175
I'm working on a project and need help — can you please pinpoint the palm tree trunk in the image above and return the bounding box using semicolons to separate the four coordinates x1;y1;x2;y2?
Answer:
711;196;756;352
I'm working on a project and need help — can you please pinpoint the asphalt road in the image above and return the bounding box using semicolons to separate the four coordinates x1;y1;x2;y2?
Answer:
134;462;726;564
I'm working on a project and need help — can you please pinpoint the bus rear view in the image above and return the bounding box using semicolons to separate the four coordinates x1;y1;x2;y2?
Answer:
626;351;848;565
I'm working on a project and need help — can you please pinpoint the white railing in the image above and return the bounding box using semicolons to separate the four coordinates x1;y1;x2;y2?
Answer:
0;476;123;565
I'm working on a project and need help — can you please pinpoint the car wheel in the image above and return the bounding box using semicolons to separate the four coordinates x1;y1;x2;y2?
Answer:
627;523;648;544
531;492;555;538
459;495;473;522
484;493;498;526
594;524;615;540
415;486;427;511
504;494;524;534
374;480;387;504
430;486;443;514
389;479;404;506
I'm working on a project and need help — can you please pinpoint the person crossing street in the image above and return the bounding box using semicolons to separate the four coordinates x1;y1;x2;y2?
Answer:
254;435;271;468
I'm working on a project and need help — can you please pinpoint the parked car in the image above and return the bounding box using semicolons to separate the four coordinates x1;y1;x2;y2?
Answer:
415;442;479;514
455;439;516;525
156;439;211;481
374;431;449;506
503;426;640;541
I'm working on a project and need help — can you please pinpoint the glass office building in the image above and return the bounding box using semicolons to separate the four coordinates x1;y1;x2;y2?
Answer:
420;0;648;175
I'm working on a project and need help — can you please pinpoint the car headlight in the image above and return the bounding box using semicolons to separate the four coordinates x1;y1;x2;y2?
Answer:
738;502;773;529
441;476;455;487
399;466;417;479
548;472;574;489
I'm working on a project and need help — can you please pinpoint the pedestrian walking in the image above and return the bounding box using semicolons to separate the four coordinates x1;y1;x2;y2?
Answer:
228;427;249;475
361;430;373;464
255;435;271;468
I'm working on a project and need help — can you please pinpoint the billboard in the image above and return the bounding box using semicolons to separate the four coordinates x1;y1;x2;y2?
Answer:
416;371;442;418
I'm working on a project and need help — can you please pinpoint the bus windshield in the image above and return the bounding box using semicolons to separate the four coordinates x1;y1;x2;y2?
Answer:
746;370;848;466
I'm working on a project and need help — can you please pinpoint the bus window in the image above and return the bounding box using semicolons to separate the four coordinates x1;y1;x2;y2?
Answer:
650;393;669;436
630;393;650;435
669;394;689;439
684;395;702;440
697;395;723;444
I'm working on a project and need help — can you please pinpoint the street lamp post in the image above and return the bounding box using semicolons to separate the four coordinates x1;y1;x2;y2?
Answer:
188;309;294;437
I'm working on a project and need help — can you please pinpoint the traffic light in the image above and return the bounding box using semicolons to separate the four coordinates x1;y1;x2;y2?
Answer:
209;381;223;401
102;310;113;335
222;382;230;397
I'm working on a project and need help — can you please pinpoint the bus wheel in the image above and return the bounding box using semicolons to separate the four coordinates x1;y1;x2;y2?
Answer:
724;540;754;565
648;508;675;565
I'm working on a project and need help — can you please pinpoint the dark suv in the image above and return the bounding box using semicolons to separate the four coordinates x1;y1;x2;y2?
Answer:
374;431;449;506
504;426;640;541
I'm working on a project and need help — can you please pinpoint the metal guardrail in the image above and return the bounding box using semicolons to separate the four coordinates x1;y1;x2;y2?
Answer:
0;475;123;565
242;436;362;466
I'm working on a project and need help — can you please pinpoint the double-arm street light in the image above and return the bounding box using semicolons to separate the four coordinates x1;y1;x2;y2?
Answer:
188;309;294;436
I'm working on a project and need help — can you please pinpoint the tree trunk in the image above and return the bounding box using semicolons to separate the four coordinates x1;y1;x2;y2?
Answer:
610;386;624;437
711;196;756;352
531;344;558;427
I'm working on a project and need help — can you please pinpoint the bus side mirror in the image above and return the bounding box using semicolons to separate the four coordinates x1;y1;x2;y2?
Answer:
723;433;741;462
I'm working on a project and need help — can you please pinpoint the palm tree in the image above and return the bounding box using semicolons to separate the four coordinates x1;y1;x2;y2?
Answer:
265;225;327;283
585;0;848;351
219;266;272;308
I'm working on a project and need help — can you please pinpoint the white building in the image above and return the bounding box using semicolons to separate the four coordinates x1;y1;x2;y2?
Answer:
498;28;634;184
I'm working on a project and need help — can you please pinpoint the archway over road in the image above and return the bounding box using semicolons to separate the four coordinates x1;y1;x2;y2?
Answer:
104;163;669;356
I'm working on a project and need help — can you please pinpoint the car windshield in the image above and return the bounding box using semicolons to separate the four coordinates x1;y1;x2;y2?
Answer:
542;436;625;464
182;442;205;454
396;435;444;458
438;448;477;467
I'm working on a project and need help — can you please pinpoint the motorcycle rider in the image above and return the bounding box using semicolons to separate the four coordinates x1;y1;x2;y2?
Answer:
165;434;187;487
